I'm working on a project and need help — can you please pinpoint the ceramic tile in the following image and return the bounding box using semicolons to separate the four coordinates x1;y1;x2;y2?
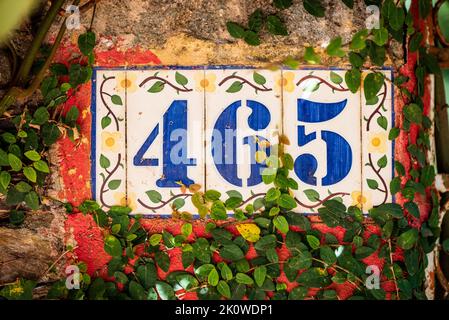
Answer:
361;70;394;212
283;70;362;212
92;70;127;210
204;68;282;208
125;69;205;215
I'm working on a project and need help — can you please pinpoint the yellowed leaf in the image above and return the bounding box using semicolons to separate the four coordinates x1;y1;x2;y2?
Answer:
189;183;202;193
236;223;261;243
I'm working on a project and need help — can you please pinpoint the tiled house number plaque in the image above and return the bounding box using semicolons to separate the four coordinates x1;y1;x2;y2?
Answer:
92;67;394;216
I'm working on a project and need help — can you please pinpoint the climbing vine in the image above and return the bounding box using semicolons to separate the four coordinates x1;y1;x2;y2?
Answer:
1;0;449;301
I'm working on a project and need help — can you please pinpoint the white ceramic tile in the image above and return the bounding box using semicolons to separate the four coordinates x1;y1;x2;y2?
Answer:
205;68;282;207
93;70;127;210
283;70;362;212
126;69;205;215
361;70;394;212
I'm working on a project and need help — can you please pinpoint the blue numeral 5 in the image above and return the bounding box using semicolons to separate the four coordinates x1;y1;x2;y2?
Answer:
294;98;352;186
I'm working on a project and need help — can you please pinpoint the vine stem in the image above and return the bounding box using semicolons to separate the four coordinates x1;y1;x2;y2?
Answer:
0;0;79;115
39;247;78;281
100;76;119;131
218;75;272;92
366;83;388;131
99;154;122;208
295;192;350;209
367;153;388;205
139;76;192;92
13;0;66;86
296;75;349;92
137;194;193;210
388;239;400;299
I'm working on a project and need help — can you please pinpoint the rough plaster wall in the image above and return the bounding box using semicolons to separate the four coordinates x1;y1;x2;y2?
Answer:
82;0;370;66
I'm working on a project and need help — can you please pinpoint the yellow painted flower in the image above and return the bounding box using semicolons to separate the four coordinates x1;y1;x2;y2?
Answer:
195;73;216;92
275;71;295;93
101;132;122;152
367;132;387;153
351;191;373;211
114;192;137;211
115;72;137;93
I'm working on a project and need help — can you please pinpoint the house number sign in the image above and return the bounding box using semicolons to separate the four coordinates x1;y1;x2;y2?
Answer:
91;67;394;216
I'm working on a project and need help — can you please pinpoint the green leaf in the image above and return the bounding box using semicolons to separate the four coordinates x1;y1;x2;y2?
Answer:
111;95;123;105
0;171;11;189
41;123;61;145
267;15;288;36
304;47;321;64
24;150;41;161
349;52;364;68
420;165;435;187
155;251;170;272
32;107;50;125
404;201;420;219
345;68;361;93
211;201;228;220
248;9;264;32
254;234;277;251
377;156;387;169
173;198;185;209
208;268;219;286
24;191;39;210
330;71;343;85
108;180;121;190
236;273;254;285
40;76;58;97
217;280;231;298
8;153;22;171
273;215;289;234
23;167;37;183
350;29;369;51
181;223;193;237
244;30;260;46
78;31;96;56
69;64;90;87
397;228;419;250
389;6;405;31
274;0;293;9
220;244;244;261
136;264;157;290
9;210;25;225
99;154;110;169
2;132;16;144
377;115;388;130
306;235;320;250
226;22;246;39
16;181;32;193
303;0;325;17
297;267;331;287
104;235;122;256
146;190;162;203
364;72;384;102
175;72;188;86
50;63;68;76
101;116;111;129
320;246;337;265
265;188;281;202
254;266;267;287
33;160;50;173
205;189;221;201
373;27;389;46
226;81;243;93
442;239;449;253
355;246;375;259
326;37;345;57
147;81;165;93
278;194;297;210
389;127;400;140
342;0;354;8
149;234;162;246
404;103;423;124
366;179;379;190
253;72;266;85
304;189;320;202
155;281;175;300
289;286;308;300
